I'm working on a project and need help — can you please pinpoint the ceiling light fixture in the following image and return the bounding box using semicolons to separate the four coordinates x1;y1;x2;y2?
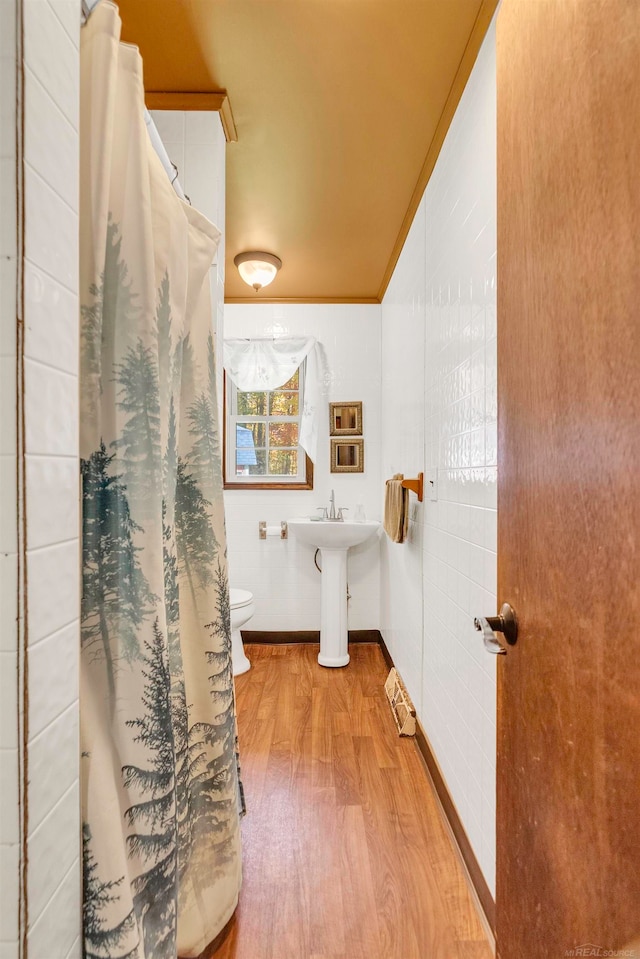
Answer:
234;251;282;293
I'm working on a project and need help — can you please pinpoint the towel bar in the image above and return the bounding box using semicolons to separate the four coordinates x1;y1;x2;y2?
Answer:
401;473;423;502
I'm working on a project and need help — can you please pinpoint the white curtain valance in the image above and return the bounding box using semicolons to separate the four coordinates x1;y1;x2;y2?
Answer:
223;336;322;462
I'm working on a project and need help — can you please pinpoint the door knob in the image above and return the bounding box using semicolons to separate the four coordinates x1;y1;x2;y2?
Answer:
474;603;518;655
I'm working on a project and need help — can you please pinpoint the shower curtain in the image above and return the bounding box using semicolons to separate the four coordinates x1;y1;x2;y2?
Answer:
79;4;242;957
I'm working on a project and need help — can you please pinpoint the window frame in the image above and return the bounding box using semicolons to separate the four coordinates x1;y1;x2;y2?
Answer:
222;369;314;490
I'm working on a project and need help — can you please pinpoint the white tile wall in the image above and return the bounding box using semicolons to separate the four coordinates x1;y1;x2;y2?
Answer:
27;781;79;926
380;199;426;715
0;845;19;950
28;624;79;741
151;109;227;412
224;304;382;632
380;22;497;894
24;65;78;211
0;0;20;952
23;0;79;129
23;262;78;372
0;1;84;956
27;853;81;959
0;3;16;159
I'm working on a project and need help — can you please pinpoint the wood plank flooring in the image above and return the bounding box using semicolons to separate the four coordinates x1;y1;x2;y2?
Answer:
211;644;493;959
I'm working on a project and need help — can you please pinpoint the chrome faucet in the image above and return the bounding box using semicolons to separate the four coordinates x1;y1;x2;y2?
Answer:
322;489;347;522
317;490;346;521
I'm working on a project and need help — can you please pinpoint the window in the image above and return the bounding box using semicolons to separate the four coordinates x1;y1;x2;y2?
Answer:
224;366;313;489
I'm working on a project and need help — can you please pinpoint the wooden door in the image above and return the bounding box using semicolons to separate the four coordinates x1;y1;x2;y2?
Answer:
496;2;640;957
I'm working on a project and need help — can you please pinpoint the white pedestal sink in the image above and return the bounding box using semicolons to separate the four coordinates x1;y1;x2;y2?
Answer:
288;519;380;667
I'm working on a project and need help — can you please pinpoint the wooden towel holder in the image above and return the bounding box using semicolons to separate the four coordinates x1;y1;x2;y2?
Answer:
401;472;423;502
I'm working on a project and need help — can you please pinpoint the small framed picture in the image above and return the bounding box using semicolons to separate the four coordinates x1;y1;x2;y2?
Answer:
329;401;362;436
331;438;364;473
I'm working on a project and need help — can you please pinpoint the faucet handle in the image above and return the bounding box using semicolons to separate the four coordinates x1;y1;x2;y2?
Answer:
337;507;349;521
316;507;328;520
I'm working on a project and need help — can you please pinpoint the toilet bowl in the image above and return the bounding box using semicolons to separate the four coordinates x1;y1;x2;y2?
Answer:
230;588;254;676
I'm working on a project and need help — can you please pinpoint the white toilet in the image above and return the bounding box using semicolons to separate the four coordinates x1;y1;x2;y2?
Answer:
230;588;254;676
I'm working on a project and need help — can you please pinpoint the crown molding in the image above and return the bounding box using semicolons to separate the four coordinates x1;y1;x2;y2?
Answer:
376;0;499;302
145;91;238;142
224;296;381;305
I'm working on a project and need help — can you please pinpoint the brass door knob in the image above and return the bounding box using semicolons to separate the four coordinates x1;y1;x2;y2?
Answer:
474;603;518;655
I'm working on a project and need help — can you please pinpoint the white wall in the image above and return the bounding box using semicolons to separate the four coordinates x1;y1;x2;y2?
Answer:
380;22;497;894
224;304;382;632
380;199;426;712
1;1;82;957
23;1;81;954
0;0;21;952
150;110;227;414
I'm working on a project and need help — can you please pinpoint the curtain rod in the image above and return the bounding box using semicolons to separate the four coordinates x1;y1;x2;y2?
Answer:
81;0;187;202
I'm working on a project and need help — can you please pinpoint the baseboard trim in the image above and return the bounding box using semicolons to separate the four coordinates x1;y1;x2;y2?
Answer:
415;720;496;938
378;634;496;939
242;630;320;645
242;629;382;645
378;633;395;670
349;629;381;644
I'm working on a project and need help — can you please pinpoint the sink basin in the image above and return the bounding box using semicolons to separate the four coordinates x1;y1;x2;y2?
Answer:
288;518;380;550
289;518;380;668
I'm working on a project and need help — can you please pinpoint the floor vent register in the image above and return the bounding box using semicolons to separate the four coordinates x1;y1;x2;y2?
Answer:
384;668;416;737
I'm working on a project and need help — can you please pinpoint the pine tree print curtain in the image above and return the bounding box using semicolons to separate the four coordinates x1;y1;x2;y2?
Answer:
80;4;242;956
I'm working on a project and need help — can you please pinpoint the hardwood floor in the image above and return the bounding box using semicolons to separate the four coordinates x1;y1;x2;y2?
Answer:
211;644;493;959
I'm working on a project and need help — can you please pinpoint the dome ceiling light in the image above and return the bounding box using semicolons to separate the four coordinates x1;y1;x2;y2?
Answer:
233;251;282;293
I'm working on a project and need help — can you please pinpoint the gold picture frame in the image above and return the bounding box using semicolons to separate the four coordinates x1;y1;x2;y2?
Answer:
329;401;363;436
330;438;364;473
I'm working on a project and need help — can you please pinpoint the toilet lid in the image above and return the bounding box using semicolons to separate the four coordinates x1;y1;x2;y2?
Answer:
230;588;253;610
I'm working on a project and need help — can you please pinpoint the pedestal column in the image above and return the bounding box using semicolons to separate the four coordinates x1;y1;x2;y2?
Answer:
317;547;349;667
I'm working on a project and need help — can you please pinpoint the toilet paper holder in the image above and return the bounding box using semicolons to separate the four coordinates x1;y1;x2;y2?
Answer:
259;521;288;540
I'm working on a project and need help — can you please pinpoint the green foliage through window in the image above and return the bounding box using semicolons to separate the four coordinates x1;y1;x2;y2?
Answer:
226;365;305;484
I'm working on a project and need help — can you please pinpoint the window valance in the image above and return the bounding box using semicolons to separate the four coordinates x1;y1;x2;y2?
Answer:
223;336;322;462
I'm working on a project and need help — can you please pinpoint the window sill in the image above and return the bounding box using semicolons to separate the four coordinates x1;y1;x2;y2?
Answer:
223;456;314;491
223;481;313;491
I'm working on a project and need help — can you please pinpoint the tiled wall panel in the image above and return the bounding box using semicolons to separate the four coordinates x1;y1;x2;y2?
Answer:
0;0;19;952
421;22;497;892
224;304;382;632
150;110;227;413
23;0;82;954
380;200;426;715
380;23;497;894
